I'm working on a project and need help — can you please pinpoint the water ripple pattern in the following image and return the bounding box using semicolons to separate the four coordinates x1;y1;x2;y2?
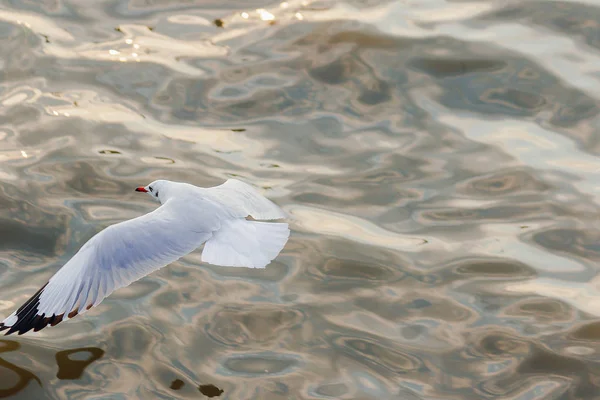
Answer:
1;0;600;399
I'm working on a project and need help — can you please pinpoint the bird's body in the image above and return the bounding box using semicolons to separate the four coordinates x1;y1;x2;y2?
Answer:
0;179;289;335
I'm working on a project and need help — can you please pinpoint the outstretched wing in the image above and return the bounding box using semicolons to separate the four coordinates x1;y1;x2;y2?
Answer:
0;202;216;335
203;179;287;220
201;219;289;268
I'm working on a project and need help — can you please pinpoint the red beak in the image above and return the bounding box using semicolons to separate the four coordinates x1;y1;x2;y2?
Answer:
135;187;148;192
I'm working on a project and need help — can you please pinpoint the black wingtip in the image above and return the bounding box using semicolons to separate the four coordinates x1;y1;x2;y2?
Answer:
1;282;56;336
1;320;16;336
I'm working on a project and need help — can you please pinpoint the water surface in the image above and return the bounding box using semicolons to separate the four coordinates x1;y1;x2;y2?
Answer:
2;0;600;399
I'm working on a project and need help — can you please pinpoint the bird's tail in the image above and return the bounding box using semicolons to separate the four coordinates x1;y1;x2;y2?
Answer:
201;219;289;268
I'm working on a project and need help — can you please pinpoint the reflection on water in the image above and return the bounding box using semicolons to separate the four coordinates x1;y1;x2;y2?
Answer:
169;378;184;390
3;0;600;398
0;342;105;398
199;383;224;397
0;341;41;399
55;348;105;380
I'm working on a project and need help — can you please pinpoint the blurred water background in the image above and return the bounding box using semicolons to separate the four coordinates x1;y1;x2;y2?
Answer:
2;0;600;398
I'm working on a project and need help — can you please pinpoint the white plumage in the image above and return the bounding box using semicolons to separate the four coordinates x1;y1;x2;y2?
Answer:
0;179;289;335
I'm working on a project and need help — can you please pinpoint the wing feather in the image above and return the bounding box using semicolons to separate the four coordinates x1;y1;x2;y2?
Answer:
203;179;287;220
0;199;219;335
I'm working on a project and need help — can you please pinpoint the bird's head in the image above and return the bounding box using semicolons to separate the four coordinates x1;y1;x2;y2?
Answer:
135;180;170;203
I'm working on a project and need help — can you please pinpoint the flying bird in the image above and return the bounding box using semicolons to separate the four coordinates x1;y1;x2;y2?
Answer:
0;179;289;336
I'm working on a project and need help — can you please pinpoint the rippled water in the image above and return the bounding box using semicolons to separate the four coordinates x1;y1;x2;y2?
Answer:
2;0;600;398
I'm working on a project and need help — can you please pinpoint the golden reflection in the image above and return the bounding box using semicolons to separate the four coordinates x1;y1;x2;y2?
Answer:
20;150;27;158
290;205;432;252
241;12;249;19
15;20;31;28
33;22;222;75
0;10;74;41
256;9;275;21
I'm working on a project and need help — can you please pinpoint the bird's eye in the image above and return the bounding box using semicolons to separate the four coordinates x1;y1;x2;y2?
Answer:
149;186;153;193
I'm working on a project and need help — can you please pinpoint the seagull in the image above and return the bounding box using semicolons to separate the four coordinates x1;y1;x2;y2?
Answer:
0;179;289;336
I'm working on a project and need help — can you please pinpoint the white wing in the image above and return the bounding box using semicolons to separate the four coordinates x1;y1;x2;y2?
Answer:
201;219;289;268
0;200;218;335
203;179;287;220
199;179;290;268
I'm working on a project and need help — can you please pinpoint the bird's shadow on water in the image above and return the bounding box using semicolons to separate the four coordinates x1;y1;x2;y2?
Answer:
0;339;105;398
